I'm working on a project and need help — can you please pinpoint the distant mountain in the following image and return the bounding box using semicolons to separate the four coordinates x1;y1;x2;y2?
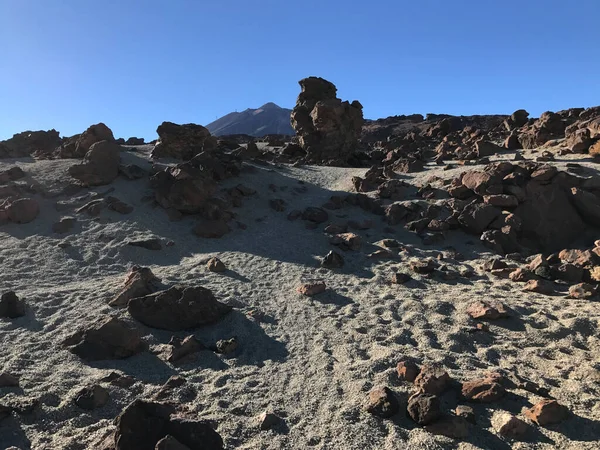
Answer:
205;102;294;137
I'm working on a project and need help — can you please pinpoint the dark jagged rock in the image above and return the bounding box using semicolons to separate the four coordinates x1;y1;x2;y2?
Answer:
127;286;231;331
68;140;121;186
63;317;145;361
113;399;223;450
58;123;115;158
151;122;218;160
0;291;26;319
0;129;62;158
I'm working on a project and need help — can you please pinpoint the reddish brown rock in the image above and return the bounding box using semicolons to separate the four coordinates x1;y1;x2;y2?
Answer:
484;194;519;208
568;283;597;299
509;268;534;282
559;249;596;267
524;399;569;426
74;384;109;410
410;259;437;274
523;279;554;295
414;365;450;395
366;386;399;418
297;281;326;296
391;273;412;284
462;377;506;402
330;232;361;251
166;335;205;363
397;361;419;382
492;412;529;438
466;301;509;320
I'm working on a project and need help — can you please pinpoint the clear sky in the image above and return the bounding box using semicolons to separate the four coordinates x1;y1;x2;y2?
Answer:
1;0;599;141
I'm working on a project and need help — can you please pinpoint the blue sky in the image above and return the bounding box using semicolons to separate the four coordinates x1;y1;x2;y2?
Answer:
1;0;599;141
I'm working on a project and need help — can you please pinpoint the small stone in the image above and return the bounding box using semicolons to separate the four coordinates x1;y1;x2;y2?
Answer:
215;337;238;354
368;249;395;259
321;251;344;269
410;259;437;274
482;258;507;272
256;411;282;430
52;217;76;234
330;232;362;251
397;361;419;382
509;268;533;282
99;372;136;388
455;405;475;423
391;273;412;284
492;411;529;438
414;365;450;395
0;291;26;319
366;386;399;418
166;335;205;364
407;393;441;425
128;238;162;251
269;199;286;212
207;257;226;272
466;301;509;320
74;385;109;410
0;372;19;388
461;377;506;402
524;399;569;426
297;281;326;296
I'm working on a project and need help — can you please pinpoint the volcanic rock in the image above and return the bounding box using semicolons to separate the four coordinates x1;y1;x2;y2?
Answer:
151;122;218;160
365;386;399;418
414;365;450;395
64;316;145;361
109;266;161;307
0;291;26;319
128;286;231;331
290;77;363;164
524;399;569;426
68;140;120;186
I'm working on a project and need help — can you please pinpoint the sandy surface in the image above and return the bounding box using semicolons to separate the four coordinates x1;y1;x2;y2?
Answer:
1;148;600;449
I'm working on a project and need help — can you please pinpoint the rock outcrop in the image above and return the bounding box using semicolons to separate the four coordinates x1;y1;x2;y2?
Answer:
68;140;120;186
151;122;218;160
58;123;115;158
0;129;62;158
290;77;363;164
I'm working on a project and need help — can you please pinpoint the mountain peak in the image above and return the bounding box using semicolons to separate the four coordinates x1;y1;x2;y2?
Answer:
259;102;281;109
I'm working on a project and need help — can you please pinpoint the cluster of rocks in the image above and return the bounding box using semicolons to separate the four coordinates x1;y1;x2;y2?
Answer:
290;77;364;165
367;362;569;440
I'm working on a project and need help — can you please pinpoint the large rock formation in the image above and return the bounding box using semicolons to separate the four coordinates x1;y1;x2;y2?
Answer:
58;123;115;158
0;129;62;158
68;140;121;186
290;77;363;164
151;122;218;160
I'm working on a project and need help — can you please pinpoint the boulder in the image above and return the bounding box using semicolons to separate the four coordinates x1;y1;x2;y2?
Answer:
192;219;230;238
425;415;469;439
58;123;115;158
330;232;361;251
113;399;223;450
151;170;217;215
492;412;529;438
151;122;218;160
524;399;569;426
165;335;204;364
514;181;585;252
475;140;503;158
461;377;506;402
414;365;450;395
127;285;231;331
0;291;26;318
68;140;120;186
63;316;145;361
290;77;363;164
458;203;501;234
0;166;25;183
155;435;191;450
6;198;39;224
407;393;441;425
365;386;399;418
0;373;19;388
0;129;62;158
